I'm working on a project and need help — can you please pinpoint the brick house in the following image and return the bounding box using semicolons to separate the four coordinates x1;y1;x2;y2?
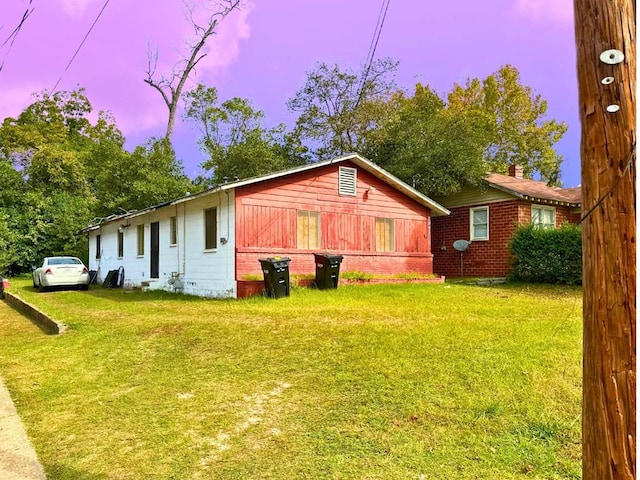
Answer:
431;165;582;278
84;153;449;298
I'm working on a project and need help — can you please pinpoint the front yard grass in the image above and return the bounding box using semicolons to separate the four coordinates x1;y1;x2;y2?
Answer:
0;279;582;479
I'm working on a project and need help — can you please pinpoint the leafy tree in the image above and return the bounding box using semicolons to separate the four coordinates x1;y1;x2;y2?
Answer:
184;84;307;184
363;85;486;196
0;88;192;272
0;209;19;275
447;65;567;185
4;192;91;273
127;138;193;209
287;59;398;159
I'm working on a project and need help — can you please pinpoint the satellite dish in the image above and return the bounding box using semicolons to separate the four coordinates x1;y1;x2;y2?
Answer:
453;240;470;252
452;240;471;277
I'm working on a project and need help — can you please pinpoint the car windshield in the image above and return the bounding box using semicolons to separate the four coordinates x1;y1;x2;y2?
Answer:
48;258;82;265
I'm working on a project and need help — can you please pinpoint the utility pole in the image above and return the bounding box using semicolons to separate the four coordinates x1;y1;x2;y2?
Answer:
573;0;635;478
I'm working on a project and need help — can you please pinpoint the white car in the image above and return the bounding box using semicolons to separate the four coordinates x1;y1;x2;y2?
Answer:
33;256;90;292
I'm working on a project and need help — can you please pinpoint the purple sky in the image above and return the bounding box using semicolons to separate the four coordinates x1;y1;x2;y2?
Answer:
0;0;580;186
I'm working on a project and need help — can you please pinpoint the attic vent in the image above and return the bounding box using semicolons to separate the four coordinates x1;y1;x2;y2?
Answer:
338;166;357;196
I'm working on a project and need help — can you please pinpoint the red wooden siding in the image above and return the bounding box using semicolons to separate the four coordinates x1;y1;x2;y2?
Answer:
235;162;433;279
432;200;580;278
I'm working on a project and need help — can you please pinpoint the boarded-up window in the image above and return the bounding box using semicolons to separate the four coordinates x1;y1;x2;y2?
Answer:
169;216;177;245
376;217;394;252
117;231;124;258
95;234;101;259
531;206;556;229
338;166;357;196
470;207;489;240
137;224;145;256
204;208;217;250
297;210;320;249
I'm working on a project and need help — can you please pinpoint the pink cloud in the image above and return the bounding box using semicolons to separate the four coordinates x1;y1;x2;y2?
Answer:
514;0;573;23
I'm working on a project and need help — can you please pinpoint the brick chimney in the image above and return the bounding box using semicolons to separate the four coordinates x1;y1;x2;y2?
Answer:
508;164;524;179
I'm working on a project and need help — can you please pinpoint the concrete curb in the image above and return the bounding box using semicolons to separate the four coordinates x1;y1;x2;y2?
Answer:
0;375;47;480
3;292;67;335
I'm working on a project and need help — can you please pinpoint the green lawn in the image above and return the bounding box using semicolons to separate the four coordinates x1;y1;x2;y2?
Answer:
0;279;582;479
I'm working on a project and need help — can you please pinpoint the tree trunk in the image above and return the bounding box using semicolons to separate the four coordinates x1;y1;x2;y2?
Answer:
574;0;636;478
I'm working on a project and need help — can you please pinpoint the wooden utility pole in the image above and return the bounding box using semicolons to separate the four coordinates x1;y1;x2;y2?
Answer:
574;0;635;478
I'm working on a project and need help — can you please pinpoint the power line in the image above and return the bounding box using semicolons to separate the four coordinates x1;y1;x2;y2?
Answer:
51;0;111;92
0;1;35;73
354;0;391;111
579;141;636;224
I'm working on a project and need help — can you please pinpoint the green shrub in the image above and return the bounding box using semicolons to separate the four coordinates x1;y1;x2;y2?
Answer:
509;223;582;285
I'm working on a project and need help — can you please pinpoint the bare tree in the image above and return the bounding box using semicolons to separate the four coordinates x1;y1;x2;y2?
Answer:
144;0;242;140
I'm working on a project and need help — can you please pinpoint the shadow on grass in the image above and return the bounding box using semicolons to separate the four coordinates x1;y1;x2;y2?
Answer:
46;463;110;480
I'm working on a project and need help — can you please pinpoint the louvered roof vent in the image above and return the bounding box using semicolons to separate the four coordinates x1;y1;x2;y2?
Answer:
338;166;357;196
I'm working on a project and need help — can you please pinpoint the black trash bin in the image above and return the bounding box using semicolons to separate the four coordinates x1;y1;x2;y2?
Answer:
314;253;344;289
259;257;291;298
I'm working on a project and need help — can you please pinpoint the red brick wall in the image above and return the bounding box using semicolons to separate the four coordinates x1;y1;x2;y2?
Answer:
432;200;580;278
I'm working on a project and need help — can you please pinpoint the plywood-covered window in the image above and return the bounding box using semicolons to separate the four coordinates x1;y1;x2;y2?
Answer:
204;208;217;250
376;217;394;252
531;205;556;229
117;231;124;258
338;166;357;196
169;216;177;245
470;207;489;241
297;210;320;249
137;224;145;256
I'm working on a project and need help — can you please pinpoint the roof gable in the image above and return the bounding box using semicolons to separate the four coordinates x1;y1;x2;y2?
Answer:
84;153;449;231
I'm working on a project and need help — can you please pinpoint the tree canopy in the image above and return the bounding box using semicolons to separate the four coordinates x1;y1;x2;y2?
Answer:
447;65;567;185
0;63;568;275
184;84;307;185
287;59;398;159
0;88;192;273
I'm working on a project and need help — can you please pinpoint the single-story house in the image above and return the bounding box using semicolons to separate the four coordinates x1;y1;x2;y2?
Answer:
84;153;450;298
431;165;582;278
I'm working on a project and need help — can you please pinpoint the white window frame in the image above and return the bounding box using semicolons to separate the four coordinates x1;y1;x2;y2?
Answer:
117;231;124;258
531;205;556;229
338;166;357;196
137;224;145;257
204;208;217;251
470;206;489;241
169;216;177;246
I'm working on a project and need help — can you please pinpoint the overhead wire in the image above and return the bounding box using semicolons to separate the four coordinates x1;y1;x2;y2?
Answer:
579;141;636;224
353;0;391;111
0;1;35;73
51;0;111;92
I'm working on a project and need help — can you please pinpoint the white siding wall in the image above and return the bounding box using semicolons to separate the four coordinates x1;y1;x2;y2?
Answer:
87;190;237;298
